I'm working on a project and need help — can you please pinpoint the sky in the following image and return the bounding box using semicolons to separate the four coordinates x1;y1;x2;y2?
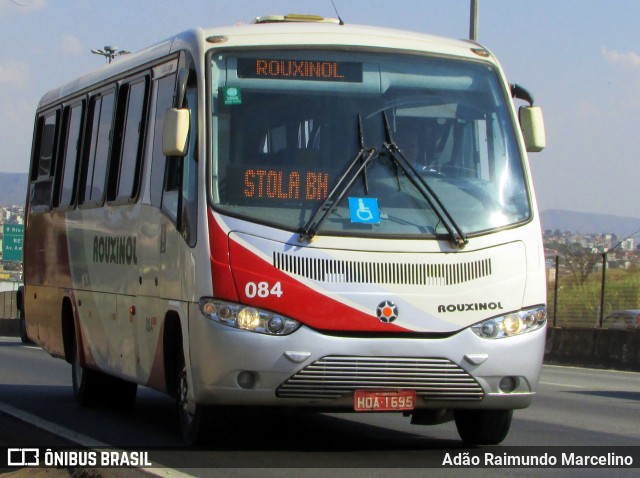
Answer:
1;0;639;219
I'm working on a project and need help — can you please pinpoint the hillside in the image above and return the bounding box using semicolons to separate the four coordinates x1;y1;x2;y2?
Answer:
541;209;640;237
0;173;28;206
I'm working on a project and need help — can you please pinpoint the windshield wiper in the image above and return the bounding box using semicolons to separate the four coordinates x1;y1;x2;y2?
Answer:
381;112;468;249
299;115;376;242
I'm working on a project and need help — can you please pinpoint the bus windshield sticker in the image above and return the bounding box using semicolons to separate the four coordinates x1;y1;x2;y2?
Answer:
348;197;380;224
224;86;242;105
237;58;363;83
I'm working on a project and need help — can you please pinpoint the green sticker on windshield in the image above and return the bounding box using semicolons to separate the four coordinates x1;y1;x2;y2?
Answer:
224;86;242;105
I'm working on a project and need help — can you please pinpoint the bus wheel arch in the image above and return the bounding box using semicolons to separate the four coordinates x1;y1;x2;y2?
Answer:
162;311;183;398
61;297;76;364
66;307;103;407
17;286;30;344
162;309;209;444
63;297;137;407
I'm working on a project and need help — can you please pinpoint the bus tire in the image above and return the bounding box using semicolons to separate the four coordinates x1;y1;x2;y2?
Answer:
176;349;209;445
71;334;104;407
453;409;513;445
18;308;30;344
17;286;30;344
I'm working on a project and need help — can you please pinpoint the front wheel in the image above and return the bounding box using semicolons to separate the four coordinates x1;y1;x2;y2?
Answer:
176;352;209;444
454;409;513;445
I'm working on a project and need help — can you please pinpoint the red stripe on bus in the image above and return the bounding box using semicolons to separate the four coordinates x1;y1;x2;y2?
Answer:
227;238;407;332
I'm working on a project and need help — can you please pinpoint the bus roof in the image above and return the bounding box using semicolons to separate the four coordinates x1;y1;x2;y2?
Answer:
38;18;495;109
206;20;485;56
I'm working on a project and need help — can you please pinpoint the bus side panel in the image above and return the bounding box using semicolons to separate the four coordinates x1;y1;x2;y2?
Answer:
24;285;63;358
24;213;73;284
115;294;138;377
24;211;73;356
135;205;185;384
74;289;116;370
71;204;189;386
137;296;172;391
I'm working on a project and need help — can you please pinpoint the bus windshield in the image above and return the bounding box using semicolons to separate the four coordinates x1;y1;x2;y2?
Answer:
211;50;530;237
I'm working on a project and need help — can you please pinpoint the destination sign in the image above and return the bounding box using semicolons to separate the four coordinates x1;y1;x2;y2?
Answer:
237;58;363;83
224;166;331;204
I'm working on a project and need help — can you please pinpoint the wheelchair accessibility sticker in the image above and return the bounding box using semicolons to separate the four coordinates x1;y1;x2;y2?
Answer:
348;197;380;224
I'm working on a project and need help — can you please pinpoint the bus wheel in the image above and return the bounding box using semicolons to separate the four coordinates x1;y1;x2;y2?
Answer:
453;409;513;445
71;335;104;407
18;308;31;344
176;354;208;445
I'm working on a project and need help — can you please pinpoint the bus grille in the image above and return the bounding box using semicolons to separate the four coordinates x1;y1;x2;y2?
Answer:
276;356;484;401
272;252;491;286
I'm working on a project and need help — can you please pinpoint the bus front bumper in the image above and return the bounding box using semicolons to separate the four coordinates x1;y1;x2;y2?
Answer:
188;308;546;411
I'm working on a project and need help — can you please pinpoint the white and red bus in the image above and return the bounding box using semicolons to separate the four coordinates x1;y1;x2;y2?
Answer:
23;14;547;444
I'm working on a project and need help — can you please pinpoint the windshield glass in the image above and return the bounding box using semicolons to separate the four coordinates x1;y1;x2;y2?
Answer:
210;50;530;237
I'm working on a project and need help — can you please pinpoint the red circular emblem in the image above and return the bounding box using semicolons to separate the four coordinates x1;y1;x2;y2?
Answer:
376;301;398;323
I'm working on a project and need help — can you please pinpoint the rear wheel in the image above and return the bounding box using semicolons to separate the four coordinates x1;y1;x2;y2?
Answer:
18;287;30;344
18;308;30;344
454;409;513;445
71;334;105;406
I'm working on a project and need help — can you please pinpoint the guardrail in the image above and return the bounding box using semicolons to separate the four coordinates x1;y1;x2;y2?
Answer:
0;290;18;320
545;327;640;372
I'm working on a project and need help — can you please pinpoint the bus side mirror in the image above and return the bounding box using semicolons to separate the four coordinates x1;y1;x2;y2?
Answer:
162;108;190;157
519;106;546;152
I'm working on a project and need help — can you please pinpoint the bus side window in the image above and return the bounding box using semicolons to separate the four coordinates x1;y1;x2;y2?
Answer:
108;77;149;203
29;110;60;210
150;74;177;210
54;102;84;209
80;90;115;206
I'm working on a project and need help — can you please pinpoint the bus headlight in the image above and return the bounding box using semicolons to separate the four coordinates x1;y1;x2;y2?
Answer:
471;306;546;339
199;298;301;336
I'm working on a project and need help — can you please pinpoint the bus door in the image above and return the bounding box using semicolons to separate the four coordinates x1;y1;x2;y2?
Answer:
134;63;199;385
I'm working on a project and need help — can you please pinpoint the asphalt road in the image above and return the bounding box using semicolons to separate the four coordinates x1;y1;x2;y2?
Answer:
1;336;639;477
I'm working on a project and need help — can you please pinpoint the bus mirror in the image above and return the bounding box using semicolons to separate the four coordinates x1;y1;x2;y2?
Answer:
519;106;546;152
162;108;190;156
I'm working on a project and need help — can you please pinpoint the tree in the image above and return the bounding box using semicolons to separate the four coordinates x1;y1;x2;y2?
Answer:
548;241;599;286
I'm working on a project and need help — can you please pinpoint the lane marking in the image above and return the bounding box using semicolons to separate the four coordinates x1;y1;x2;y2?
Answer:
0;401;194;478
543;364;640;376
0;400;108;447
0;337;193;476
539;381;587;389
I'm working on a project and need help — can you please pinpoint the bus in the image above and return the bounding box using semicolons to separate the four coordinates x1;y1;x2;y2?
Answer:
23;14;547;445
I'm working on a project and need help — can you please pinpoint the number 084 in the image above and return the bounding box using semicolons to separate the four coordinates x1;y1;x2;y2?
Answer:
244;281;283;298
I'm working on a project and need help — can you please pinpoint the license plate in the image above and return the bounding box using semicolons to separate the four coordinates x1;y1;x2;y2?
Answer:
354;390;416;412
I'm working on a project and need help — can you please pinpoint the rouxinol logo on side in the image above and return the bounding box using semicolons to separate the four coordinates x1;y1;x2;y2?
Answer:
93;235;138;265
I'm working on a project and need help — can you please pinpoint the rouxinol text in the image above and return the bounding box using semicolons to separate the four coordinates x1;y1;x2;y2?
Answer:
93;235;138;265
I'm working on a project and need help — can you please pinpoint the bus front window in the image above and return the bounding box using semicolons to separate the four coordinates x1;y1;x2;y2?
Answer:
211;51;531;238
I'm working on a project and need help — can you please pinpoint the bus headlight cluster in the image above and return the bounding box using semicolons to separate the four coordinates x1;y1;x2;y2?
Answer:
199;298;301;336
471;306;546;339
